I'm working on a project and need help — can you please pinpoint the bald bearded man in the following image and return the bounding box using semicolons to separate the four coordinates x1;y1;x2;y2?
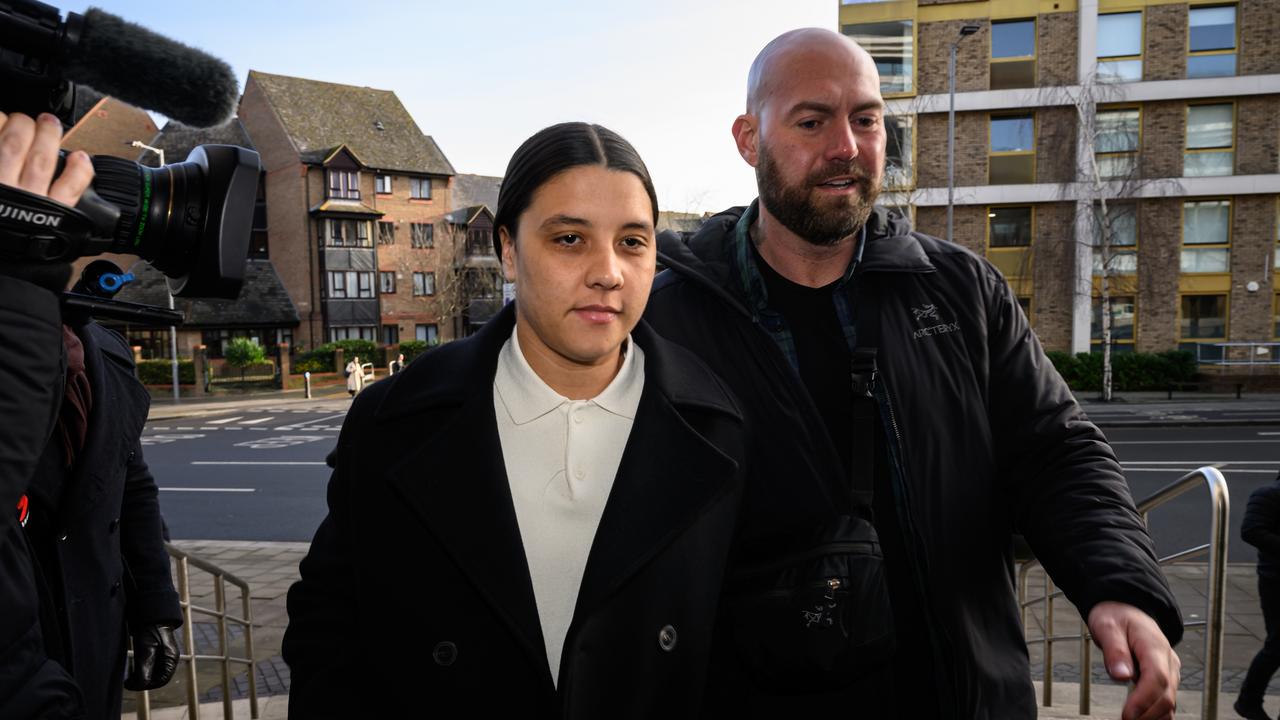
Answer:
648;29;1183;720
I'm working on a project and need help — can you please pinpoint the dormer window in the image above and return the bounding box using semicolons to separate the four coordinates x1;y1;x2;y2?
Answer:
327;169;360;200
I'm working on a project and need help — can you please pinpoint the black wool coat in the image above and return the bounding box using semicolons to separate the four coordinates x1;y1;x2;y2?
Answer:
284;305;746;719
30;319;181;720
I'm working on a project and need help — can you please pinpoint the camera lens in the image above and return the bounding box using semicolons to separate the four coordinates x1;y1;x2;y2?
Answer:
87;144;260;299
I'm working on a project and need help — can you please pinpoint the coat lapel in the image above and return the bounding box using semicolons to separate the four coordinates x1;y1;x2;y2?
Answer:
572;322;742;620
381;307;553;688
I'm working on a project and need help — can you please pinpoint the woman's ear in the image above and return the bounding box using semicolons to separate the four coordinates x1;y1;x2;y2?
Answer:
499;226;517;283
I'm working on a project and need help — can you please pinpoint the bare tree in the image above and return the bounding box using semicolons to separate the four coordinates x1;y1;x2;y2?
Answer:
434;218;504;340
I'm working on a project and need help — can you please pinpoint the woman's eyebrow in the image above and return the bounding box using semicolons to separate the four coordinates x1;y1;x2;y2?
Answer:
539;214;591;230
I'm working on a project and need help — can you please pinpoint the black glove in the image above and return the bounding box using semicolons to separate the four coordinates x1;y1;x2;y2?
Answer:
123;624;180;691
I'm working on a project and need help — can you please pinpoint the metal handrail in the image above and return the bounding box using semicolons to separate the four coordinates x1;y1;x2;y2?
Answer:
133;543;259;720
1017;466;1229;719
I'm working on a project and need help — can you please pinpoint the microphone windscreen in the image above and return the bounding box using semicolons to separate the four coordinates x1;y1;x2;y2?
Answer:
64;8;239;128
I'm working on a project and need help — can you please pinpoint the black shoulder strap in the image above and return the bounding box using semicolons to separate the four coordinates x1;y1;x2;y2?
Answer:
849;271;882;508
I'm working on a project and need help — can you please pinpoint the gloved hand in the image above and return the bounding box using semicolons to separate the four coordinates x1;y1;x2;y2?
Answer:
123;624;180;691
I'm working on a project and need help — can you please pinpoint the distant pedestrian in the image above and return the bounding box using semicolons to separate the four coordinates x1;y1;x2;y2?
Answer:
388;353;406;375
344;356;362;396
1237;470;1280;720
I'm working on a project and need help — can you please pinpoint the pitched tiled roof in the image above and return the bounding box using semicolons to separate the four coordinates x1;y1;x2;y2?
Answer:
444;205;491;225
144;119;256;167
247;70;455;176
113;259;299;328
451;173;501;212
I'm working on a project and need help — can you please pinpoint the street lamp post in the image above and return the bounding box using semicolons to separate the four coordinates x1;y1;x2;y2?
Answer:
129;141;180;402
947;24;981;243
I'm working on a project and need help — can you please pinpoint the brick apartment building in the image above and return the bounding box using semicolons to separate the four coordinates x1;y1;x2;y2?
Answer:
238;71;457;350
841;0;1280;357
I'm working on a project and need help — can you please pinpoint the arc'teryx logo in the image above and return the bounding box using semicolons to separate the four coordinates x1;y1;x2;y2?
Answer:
0;203;62;228
911;304;960;340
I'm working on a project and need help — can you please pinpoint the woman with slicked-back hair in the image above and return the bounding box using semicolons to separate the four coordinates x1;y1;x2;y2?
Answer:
283;123;747;718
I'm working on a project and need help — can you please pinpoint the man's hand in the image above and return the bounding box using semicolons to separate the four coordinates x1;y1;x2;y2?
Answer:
0;112;93;204
123;624;180;691
1088;601;1180;720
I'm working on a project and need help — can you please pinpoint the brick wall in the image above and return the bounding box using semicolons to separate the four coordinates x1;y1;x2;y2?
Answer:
1140;101;1185;180
1240;0;1280;75
1230;195;1277;340
1137;198;1182;351
918;20;989;95
1237;96;1280;176
373;174;457;343
1029;202;1075;350
916;111;987;188
238;79;324;349
1038;12;1078;87
1036;107;1077;184
915;205;947;240
1144;4;1187;82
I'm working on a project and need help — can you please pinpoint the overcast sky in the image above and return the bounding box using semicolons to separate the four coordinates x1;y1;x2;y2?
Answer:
87;0;837;214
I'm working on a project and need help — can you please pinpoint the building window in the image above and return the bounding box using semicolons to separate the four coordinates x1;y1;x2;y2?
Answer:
1092;203;1138;275
884;114;914;189
416;323;439;345
1188;5;1237;79
989;114;1034;184
377;221;395;245
326;271;374;299
1091;296;1136;352
329;326;375;342
382;324;399;346
842;20;913;95
411;223;434;248
1181;200;1231;273
1274;292;1280;339
987;206;1033;280
326;169;359;200
375;174;392;194
379;271;396;294
1179;294;1227;341
410;177;432;200
466;229;492;256
990;19;1035;90
322;219;372;248
1184;103;1234;177
1094;107;1140;179
1097;12;1143;83
413;271;436;296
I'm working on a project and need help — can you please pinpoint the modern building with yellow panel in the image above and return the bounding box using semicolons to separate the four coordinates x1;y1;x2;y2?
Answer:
840;0;1280;359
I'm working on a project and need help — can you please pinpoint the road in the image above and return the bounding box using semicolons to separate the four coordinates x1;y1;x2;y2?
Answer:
143;401;346;542
145;408;1279;558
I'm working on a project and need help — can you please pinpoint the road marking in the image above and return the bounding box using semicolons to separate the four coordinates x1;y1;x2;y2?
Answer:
1260;432;1280;436
238;417;275;425
277;412;348;431
233;435;328;449
159;487;256;493
206;416;244;425
191;461;327;466
141;434;206;446
176;427;194;431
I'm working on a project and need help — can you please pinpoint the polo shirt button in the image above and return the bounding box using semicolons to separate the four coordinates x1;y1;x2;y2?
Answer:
432;641;457;666
658;625;677;652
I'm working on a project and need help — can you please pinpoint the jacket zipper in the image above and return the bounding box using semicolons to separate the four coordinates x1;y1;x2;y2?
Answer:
873;373;960;718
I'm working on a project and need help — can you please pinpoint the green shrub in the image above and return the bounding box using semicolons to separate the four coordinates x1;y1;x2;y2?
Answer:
399;339;428;362
1045;350;1197;392
329;339;378;361
294;357;330;374
225;337;267;369
137;359;195;385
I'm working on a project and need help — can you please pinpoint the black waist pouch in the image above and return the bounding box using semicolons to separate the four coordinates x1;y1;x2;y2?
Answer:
723;515;895;692
721;347;895;692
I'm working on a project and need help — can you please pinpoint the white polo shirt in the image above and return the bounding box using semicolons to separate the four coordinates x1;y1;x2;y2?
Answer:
492;325;645;686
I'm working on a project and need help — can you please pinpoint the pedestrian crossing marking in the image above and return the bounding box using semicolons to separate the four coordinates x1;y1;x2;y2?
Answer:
239;417;275;425
207;416;244;425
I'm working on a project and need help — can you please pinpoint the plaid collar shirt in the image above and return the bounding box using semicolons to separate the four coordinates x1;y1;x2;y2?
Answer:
730;200;867;371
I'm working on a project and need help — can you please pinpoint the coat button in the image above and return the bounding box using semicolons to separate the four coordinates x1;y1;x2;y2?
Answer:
432;641;457;666
658;625;677;652
108;518;119;534
110;580;121;597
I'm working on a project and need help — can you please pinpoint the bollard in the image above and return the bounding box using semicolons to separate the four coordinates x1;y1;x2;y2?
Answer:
1236;383;1243;399
304;371;312;399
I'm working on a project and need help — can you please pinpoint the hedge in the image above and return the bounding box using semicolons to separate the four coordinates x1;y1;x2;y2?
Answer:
295;339;380;374
1045;350;1197;392
137;359;196;385
399;340;429;363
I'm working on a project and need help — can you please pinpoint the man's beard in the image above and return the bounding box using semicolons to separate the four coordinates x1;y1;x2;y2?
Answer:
756;141;881;247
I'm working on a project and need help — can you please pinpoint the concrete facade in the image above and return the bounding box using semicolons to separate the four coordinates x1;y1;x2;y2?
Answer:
843;0;1280;354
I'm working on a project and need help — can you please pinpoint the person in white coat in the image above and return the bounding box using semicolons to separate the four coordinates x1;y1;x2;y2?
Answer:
345;356;363;396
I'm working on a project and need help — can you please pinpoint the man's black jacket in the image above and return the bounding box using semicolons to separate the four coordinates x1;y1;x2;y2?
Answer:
645;205;1183;719
1242;478;1280;579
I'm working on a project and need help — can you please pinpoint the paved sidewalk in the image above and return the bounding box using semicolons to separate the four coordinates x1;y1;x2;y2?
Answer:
1076;391;1280;427
146;387;351;421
